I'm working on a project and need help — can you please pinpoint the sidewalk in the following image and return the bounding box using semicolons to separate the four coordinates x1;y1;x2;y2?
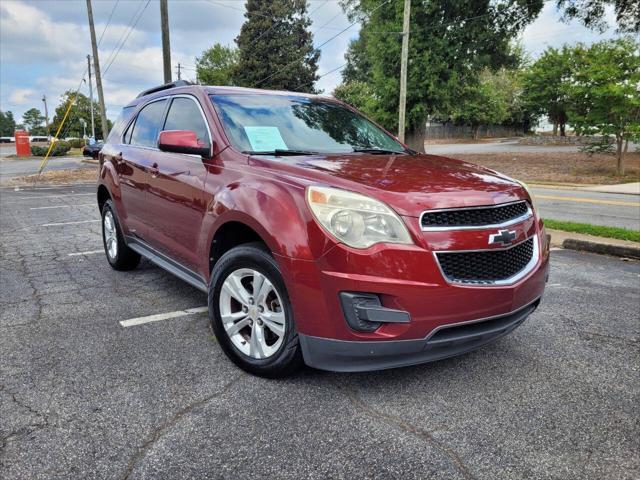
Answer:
548;228;640;259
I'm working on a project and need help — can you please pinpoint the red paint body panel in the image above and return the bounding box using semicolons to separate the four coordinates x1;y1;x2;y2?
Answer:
98;84;548;354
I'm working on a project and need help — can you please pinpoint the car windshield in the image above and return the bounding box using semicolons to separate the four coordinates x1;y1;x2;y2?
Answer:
210;94;406;155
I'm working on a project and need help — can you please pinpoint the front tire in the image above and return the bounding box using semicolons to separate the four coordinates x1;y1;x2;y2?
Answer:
209;243;303;378
101;200;140;271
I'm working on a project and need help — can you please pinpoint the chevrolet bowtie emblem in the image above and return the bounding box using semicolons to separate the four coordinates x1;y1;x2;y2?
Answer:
489;229;517;246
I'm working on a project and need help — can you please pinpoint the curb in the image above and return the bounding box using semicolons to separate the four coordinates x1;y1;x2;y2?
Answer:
562;238;640;259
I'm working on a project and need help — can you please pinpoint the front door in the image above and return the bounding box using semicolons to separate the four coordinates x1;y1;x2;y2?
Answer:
145;96;211;272
117;98;168;240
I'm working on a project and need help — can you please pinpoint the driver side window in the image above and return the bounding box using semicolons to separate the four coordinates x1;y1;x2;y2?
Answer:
163;97;211;148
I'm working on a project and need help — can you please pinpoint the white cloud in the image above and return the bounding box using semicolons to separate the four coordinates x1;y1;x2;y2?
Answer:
520;3;617;58
8;87;36;105
0;0;622;123
0;1;86;63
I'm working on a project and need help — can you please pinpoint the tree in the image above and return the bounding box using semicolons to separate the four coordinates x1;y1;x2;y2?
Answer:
0;110;16;136
522;47;572;136
196;44;238;85
232;0;319;92
51;91;112;140
338;0;543;151
556;0;639;33
449;70;510;139
22;108;46;135
565;38;640;176
332;81;377;118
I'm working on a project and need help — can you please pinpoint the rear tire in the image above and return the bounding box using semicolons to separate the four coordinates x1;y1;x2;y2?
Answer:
101;199;140;271
209;243;303;378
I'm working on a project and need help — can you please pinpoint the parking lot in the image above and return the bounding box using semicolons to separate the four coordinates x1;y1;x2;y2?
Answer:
1;182;638;479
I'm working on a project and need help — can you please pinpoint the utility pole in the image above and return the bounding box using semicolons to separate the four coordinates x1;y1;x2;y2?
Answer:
87;54;96;140
41;95;50;138
176;63;182;80
397;0;411;144
160;0;172;83
86;0;109;140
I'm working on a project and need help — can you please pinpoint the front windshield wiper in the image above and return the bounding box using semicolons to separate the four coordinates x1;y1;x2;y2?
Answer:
243;149;318;156
352;148;408;155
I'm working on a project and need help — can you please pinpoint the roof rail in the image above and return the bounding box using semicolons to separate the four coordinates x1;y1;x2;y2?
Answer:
136;80;194;98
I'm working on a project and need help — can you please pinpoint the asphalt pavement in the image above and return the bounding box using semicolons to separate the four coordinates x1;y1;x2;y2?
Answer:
1;183;639;479
531;187;640;230
425;139;638;155
0;156;91;180
426;139;580;155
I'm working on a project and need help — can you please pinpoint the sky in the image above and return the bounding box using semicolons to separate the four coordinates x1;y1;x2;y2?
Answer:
0;0;620;124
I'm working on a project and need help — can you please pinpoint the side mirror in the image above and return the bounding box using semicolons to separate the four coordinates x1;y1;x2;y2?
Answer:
158;130;210;157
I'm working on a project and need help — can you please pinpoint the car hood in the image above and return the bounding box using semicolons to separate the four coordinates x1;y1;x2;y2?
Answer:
249;152;527;217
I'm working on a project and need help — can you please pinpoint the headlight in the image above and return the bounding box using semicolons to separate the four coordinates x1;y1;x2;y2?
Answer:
306;186;413;249
517;180;537;211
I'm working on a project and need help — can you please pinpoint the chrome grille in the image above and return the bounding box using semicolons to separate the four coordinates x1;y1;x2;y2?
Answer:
421;201;530;230
436;238;535;284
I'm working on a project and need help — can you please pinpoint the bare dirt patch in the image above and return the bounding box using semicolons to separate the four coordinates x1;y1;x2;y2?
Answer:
452;151;640;185
9;166;98;186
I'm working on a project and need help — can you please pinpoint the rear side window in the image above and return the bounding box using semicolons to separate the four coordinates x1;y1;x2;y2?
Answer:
129;99;167;148
163;97;210;148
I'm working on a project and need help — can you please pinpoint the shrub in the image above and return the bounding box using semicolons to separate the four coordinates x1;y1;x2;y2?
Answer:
68;138;85;148
579;136;615;156
30;141;71;157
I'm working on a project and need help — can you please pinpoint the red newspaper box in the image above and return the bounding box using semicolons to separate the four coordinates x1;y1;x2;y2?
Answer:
15;130;30;157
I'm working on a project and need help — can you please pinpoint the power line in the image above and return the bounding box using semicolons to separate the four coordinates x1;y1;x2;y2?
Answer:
102;0;151;77
96;0;120;46
294;62;347;92
101;0;146;71
252;0;394;88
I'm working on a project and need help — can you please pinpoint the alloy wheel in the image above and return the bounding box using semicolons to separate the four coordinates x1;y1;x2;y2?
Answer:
103;210;118;260
219;268;286;359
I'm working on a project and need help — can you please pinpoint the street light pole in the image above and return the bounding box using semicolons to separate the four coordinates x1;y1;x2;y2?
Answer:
42;95;50;139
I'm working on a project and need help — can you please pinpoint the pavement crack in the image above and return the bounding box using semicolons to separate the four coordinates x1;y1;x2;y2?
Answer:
120;375;243;480
333;381;475;480
0;383;50;456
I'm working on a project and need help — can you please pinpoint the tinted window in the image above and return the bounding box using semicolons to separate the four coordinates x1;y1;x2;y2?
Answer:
210;94;404;154
129;100;167;147
163;97;210;147
108;106;135;144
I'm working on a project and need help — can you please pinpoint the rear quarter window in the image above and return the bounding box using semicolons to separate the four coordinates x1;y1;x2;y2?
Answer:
106;106;135;144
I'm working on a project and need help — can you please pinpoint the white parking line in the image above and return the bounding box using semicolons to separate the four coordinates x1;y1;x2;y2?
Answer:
31;203;94;210
42;219;100;227
68;249;103;256
4;193;94;203
119;307;208;327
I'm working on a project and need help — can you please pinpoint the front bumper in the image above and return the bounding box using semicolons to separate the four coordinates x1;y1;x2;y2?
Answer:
299;298;539;372
275;219;549;372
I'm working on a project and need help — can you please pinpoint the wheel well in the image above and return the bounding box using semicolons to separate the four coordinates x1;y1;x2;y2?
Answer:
97;185;111;212
209;222;266;272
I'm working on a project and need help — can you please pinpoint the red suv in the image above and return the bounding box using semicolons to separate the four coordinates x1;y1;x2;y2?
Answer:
97;81;549;377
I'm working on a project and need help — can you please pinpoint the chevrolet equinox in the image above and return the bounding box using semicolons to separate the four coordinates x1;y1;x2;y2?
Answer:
97;81;549;377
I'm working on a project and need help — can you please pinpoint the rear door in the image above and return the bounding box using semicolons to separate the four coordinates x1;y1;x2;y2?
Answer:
145;95;212;271
117;98;168;240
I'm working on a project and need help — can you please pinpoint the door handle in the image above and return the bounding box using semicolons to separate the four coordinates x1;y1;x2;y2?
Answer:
149;162;159;177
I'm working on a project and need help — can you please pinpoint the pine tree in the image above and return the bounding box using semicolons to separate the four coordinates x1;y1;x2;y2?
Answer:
232;0;319;92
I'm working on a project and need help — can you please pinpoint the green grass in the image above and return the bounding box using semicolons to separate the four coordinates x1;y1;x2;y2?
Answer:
544;219;640;243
